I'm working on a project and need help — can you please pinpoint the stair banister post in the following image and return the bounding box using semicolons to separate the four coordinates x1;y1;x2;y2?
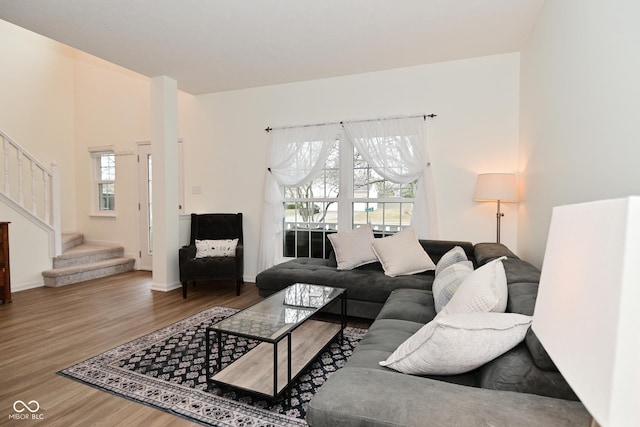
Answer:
17;150;24;206
3;138;9;195
44;172;50;224
31;160;38;216
51;162;62;257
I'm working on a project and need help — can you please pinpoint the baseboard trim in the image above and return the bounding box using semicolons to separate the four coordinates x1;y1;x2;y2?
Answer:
150;281;182;292
12;280;45;293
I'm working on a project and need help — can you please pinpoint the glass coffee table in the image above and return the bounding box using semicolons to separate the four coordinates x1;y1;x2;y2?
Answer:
205;283;346;400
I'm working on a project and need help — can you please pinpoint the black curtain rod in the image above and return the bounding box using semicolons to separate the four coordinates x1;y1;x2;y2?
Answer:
265;113;437;133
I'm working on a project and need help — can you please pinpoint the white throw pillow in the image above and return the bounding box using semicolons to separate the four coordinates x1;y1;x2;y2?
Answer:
379;312;532;375
371;228;436;277
435;246;469;276
327;224;378;270
432;261;474;313
440;257;508;315
195;239;239;258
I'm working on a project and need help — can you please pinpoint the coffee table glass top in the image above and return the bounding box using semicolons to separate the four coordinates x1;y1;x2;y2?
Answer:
211;283;344;341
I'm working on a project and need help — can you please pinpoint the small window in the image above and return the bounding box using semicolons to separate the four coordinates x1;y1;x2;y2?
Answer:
90;149;116;214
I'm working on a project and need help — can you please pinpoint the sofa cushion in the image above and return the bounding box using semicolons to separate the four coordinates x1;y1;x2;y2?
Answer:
507;281;538;315
435;245;469;276
507;280;558;371
375;288;437;324
307;367;590;427
379;312;532;375
525;329;558;371
327;224;378;270
346;318;424;371
371;228;436;277
479;344;578;401
503;258;541;284
441;257;508;315
346;314;481;387
433;261;473;313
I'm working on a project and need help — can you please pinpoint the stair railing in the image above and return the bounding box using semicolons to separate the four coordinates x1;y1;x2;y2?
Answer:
0;129;62;256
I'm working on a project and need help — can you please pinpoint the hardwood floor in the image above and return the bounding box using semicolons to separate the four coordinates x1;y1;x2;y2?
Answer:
0;272;369;426
1;272;257;426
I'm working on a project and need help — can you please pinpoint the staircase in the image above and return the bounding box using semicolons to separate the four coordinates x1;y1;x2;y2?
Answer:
42;232;135;287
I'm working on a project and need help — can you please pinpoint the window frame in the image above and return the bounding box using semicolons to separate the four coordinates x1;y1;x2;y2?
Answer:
351;145;416;237
282;134;416;259
89;146;117;217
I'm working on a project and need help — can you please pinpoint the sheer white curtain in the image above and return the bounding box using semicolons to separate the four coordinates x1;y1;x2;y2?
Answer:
342;117;438;239
258;123;342;271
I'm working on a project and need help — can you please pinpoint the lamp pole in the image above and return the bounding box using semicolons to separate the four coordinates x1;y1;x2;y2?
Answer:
496;199;504;243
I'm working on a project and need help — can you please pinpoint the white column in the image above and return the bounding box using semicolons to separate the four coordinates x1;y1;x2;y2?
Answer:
150;76;180;292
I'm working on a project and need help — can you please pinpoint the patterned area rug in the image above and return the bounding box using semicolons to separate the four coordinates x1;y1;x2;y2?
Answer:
59;306;366;426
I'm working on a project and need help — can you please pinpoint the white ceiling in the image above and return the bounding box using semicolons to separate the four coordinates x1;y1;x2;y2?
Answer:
0;0;545;95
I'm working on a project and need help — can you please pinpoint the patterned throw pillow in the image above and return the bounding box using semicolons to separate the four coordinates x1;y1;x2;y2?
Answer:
432;261;474;312
195;239;239;258
435;245;469;276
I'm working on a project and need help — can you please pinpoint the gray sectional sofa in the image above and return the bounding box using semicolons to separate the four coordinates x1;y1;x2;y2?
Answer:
257;240;591;426
256;239;475;319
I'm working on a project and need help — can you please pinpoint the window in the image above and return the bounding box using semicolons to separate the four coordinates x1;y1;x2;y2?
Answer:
260;117;432;271
283;140;339;258
353;146;416;237
283;137;416;259
90;149;116;214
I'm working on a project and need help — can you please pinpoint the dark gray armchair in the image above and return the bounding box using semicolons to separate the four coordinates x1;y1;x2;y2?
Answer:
179;213;244;298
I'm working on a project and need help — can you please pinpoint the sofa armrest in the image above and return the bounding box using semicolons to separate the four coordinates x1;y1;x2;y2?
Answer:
306;368;589;427
179;245;196;264
418;239;474;264
473;242;519;266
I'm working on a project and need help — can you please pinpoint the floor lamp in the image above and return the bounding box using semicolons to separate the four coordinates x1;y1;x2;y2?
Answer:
473;173;518;243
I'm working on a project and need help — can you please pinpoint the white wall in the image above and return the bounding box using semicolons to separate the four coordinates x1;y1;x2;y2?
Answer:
0;22;76;231
0;205;51;290
519;0;640;267
0;20;76;289
72;51;150;256
189;53;521;280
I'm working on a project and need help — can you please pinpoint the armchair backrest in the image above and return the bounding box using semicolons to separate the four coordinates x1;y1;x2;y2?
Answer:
189;213;243;245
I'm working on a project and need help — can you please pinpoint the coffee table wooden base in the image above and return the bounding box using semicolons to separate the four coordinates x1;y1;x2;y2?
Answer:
211;319;341;398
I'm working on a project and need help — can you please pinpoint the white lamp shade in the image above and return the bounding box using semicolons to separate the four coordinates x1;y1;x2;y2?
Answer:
473;173;518;202
532;197;640;427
